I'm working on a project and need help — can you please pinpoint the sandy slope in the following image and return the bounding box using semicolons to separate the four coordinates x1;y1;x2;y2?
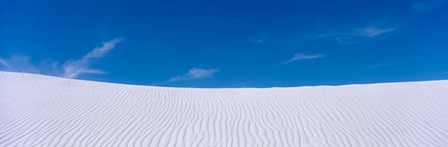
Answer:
1;71;448;147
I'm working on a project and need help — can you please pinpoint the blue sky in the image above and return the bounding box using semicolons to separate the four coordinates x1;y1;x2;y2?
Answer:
1;0;447;87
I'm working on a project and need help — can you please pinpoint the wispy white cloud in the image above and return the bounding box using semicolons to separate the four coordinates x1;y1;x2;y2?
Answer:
313;25;397;44
63;38;122;78
284;53;325;63
167;68;219;83
360;63;393;71
0;38;122;79
0;59;12;69
353;26;396;37
250;34;269;43
0;54;41;74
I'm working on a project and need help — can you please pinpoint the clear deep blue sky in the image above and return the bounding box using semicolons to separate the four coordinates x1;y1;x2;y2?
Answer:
1;0;447;87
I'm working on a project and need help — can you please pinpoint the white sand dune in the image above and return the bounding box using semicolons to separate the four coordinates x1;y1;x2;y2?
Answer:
1;71;448;147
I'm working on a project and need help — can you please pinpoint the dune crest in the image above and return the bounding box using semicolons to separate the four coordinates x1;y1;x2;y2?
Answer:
1;71;448;147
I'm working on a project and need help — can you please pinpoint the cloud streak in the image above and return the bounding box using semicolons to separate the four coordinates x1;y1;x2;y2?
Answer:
285;53;325;63
0;59;12;69
333;26;396;44
167;68;219;83
63;38;122;78
0;55;41;73
360;63;396;71
314;25;397;44
0;38;122;79
354;26;396;37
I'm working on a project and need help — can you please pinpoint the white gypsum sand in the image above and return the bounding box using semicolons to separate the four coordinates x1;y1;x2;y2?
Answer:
1;71;448;147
